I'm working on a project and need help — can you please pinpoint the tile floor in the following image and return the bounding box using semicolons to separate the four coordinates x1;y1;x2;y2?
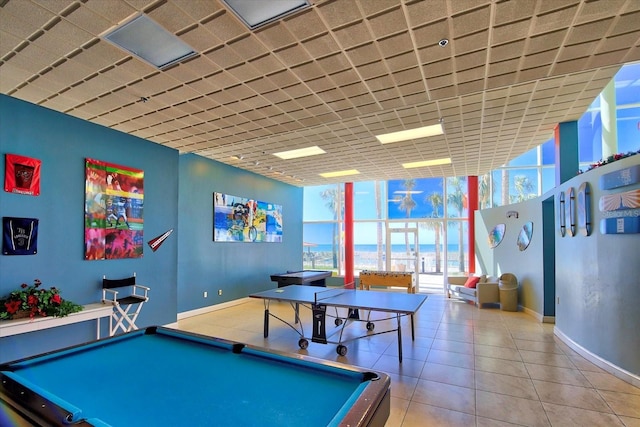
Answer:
176;293;640;427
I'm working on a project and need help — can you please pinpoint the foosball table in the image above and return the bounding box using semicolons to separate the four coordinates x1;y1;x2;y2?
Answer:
359;270;416;294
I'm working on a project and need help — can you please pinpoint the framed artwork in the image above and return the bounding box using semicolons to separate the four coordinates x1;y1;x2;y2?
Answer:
4;154;41;196
517;222;533;251
577;182;592;236
559;191;566;237
566;187;576;237
213;192;282;242
488;223;505;248
84;159;144;259
3;217;38;255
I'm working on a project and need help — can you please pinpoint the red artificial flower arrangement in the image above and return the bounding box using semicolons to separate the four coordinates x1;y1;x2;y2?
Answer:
0;279;83;320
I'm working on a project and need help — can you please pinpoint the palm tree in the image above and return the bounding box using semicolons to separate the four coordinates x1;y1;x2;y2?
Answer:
447;177;467;273
512;175;535;203
479;173;492;209
320;186;342;269
423;191;443;273
394;179;417;263
501;169;510;206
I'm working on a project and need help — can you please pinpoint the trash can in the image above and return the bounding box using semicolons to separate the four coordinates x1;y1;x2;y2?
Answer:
499;279;518;312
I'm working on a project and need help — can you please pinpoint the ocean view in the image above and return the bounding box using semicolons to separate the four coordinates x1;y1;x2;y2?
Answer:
304;244;467;273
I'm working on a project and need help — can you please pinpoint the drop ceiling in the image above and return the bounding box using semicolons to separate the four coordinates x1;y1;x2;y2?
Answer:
1;0;639;186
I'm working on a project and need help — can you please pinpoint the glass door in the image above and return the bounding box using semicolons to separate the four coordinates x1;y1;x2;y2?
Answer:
386;227;419;290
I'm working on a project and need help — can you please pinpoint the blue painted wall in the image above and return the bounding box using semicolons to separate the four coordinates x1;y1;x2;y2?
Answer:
0;95;302;362
177;154;302;312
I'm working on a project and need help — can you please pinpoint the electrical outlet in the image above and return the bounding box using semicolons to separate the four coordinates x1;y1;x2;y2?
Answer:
203;291;207;298
218;289;223;296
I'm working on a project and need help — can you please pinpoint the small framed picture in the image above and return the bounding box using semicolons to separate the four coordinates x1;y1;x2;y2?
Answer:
4;153;41;196
3;217;39;255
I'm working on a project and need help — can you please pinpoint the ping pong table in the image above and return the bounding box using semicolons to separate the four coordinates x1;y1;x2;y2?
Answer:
249;286;427;362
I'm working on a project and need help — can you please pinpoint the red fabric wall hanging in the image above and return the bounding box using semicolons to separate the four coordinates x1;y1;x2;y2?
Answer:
4;154;41;196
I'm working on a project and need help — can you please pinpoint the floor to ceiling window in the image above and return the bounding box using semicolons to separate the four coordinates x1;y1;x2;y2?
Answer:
302;62;639;292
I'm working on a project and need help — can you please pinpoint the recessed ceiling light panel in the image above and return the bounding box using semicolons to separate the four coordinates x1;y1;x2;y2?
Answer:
402;158;452;169
376;123;444;144
103;14;196;69
223;0;311;30
319;170;360;178
273;146;326;160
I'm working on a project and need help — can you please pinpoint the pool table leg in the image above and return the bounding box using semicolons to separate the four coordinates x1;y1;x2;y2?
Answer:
263;301;270;338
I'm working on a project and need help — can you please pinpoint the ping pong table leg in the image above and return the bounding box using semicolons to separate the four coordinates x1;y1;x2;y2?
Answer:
396;313;403;363
411;314;415;340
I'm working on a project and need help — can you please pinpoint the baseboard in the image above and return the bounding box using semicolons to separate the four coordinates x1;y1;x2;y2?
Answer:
542;315;555;324
554;327;640;388
521;306;541;322
176;297;252;321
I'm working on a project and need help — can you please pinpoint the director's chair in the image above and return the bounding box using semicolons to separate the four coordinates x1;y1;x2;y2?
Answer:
102;273;150;336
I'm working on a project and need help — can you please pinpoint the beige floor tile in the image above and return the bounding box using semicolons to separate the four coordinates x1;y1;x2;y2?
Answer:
401;401;476;427
474;319;509;331
476;390;550;427
431;338;474;355
519;349;574;368
474;343;522;362
618;415;640;427
475;355;530;378
542;402;625;426
373;354;426;378
475;370;539;400
420;361;475;388
567;354;608;373
514;339;564;354
532;380;611;412
510;330;556;343
581;370;640;396
476;416;526;426
435;328;475;343
525;363;591;387
385;372;419;400
599;390;640;418
474;333;517;348
412;379;476;415
386;396;410;427
427;348;475;369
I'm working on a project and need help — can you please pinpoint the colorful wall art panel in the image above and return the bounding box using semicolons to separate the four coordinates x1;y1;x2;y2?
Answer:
84;158;144;259
4;154;41;196
488;223;505;249
213;193;282;242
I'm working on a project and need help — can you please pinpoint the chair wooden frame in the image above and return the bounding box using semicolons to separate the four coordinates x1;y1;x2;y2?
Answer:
102;273;149;336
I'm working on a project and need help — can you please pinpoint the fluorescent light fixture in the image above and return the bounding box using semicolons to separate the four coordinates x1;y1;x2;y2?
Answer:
222;0;311;29
103;14;196;69
376;123;444;144
402;158;452;169
273;146;326;160
319;169;360;178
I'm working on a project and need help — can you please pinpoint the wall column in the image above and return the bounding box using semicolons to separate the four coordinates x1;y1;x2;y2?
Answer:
600;79;618;158
344;182;354;288
554;121;579;186
467;176;478;274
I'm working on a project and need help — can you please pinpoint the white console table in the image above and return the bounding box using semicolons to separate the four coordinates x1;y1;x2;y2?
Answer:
0;303;113;339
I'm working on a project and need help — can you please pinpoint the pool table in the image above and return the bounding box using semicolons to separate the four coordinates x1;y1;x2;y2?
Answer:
0;327;390;427
270;270;332;287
